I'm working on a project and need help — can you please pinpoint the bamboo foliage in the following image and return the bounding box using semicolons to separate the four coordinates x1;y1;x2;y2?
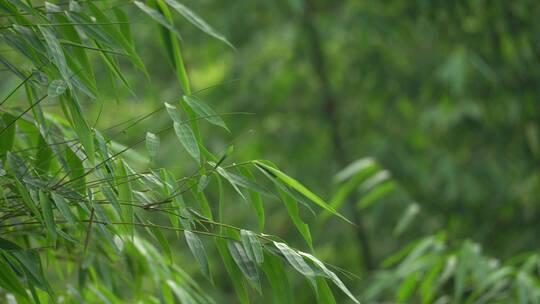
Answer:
0;0;358;303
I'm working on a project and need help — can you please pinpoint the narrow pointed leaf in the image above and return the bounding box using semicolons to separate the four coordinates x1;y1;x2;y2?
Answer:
184;231;211;281
254;160;353;224
228;240;261;292
240;230;263;265
173;122;200;163
145;132;160;159
162;0;234;49
183;95;228;131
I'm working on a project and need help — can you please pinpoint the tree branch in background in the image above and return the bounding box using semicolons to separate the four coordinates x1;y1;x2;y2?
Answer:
300;0;374;271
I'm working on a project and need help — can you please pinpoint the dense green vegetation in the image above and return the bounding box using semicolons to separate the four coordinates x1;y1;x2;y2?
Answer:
1;0;539;303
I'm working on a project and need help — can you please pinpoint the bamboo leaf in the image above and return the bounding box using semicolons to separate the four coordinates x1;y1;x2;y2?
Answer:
173;122;200;163
261;251;292;304
184;231;211;281
0;256;31;301
215;238;249;304
51;193;77;225
240;230;263;265
273;241;316;277
133;1;182;41
145;132;160;160
254;160;352;224
238;167;265;231
39;191;57;243
228;240;261;292
183;95;229;131
197;174;210;192
278;187;313;249
164;102;181;123
299;251;360;303
162;0;234;49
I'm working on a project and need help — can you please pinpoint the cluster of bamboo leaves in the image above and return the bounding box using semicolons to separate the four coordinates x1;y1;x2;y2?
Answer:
330;157;540;303
0;0;359;302
365;234;540;303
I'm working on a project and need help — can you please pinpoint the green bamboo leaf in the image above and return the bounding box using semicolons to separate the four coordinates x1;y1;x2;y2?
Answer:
184;231;211;281
240;230;263;265
197;174;210;192
333;157;377;184
228;240;261;292
396;272;418;302
222;170;272;196
164;102;181;123
51;193;77;225
133;1;183;41
261;251;292;304
162;0;234;49
87;2;147;75
0;256;31;301
214;238;249;304
63;95;96;165
238;167;265;231
47;79;67;97
39;191;57;243
39;26;70;82
116;160;134;236
357;181;395;209
65;146;86;193
254;160;352;224
393;203;420;236
213;166;247;201
34;134;52;174
97;42;133;93
277;187;313;249
273;241;316;277
65;11;119;48
183;95;229;131
192;190;213;221
173;122;200;163
299;251;359;303
145;132;160;159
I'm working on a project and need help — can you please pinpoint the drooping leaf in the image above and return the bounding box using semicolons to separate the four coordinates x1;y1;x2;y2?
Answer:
261;251;292;304
254;160;353;224
39;191;57;243
299;251;359;303
145;132;160;160
184;231;211;281
160;0;233;49
273;241;315;277
214;237;249;304
238;167;265;231
228;240;261;292
183;95;229;131
278;187;313;249
51;193;77;225
197;174;210;192
133;1;183;41
173;122;200;163
240;230;263;265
